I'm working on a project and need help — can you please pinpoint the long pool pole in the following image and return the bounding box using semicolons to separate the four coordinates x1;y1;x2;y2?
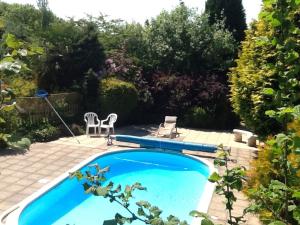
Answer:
44;97;80;144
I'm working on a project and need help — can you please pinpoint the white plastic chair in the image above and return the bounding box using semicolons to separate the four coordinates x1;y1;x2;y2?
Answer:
100;113;118;135
84;112;101;136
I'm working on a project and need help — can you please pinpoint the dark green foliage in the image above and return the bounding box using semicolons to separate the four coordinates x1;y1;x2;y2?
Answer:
205;0;247;42
83;69;100;112
149;73;238;129
38;21;106;91
100;78;138;124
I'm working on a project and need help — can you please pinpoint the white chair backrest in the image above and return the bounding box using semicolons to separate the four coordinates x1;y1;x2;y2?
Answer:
108;113;118;126
84;112;98;125
164;116;177;124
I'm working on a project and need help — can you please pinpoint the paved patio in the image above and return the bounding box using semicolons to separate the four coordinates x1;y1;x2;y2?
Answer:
0;125;260;224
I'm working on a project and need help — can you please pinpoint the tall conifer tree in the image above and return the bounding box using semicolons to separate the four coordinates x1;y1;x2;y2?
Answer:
205;0;247;42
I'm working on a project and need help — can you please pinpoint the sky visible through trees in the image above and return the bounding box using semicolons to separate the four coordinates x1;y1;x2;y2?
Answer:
2;0;262;24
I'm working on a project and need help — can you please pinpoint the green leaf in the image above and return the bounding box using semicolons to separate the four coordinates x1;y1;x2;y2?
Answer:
270;18;281;27
150;206;162;217
286;50;299;63
0;117;5;124
288;205;297;211
293;208;300;224
296;0;300;5
265;110;276;118
125;185;131;193
292;191;300;199
99;166;110;173
96;186;109;196
214;159;226;166
136;200;151;209
263;88;275;95
189;210;209;219
276;133;291;146
137;207;146;216
293;105;300;119
149;217;164;225
5;33;22;49
201;219;215;225
208;172;221;183
83;183;91;192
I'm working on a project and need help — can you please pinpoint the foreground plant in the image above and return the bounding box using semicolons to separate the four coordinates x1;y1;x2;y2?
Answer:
70;164;188;225
246;105;300;225
0;33;40;150
191;145;248;225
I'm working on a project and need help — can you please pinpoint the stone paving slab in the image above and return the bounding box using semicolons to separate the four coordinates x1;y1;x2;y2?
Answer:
0;125;260;224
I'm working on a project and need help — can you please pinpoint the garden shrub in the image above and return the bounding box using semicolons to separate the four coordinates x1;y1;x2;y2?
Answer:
99;77;138;124
149;72;238;129
26;121;61;142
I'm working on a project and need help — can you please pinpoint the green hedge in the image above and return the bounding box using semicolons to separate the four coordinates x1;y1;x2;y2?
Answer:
229;20;281;136
99;78;138;124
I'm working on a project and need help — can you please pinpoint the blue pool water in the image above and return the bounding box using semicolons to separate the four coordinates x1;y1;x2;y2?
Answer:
19;150;210;225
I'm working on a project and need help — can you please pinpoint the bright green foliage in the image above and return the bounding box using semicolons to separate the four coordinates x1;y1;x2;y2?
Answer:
229;0;300;136
0;2;43;38
100;78;138;123
70;163;188;225
205;0;247;42
229;20;278;135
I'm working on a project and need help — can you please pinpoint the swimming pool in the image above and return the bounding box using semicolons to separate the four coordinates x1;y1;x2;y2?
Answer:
1;149;215;225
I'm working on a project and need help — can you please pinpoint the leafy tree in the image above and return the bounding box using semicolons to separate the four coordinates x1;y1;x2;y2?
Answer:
205;0;247;42
0;2;42;40
144;3;236;74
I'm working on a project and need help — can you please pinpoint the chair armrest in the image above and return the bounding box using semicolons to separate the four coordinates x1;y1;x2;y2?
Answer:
100;118;109;126
84;119;87;123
